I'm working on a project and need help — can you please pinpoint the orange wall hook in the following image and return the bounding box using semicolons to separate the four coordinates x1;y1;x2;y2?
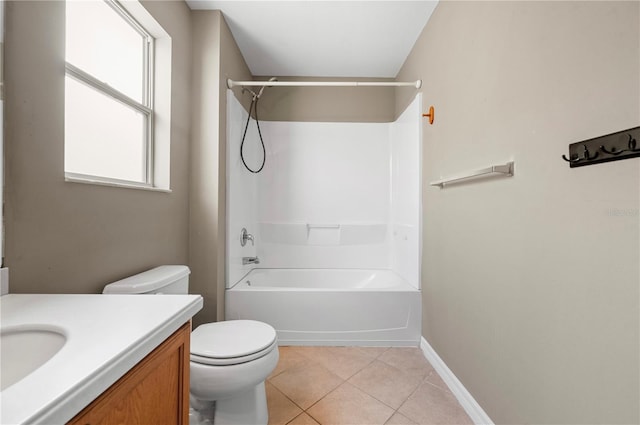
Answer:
422;106;435;125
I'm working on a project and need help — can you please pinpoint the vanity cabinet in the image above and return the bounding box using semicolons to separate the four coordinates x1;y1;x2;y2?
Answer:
67;322;191;425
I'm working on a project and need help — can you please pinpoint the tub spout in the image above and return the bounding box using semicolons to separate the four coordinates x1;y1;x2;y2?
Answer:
242;256;260;265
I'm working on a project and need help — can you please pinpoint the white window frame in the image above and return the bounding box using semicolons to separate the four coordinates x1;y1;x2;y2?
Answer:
64;0;156;188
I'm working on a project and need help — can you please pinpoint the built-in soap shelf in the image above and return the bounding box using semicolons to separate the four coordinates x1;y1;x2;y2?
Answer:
259;222;387;246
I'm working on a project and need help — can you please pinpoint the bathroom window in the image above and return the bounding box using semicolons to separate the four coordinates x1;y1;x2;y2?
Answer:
64;0;155;187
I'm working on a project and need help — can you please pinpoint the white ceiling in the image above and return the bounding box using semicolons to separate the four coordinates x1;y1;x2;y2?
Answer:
185;1;439;78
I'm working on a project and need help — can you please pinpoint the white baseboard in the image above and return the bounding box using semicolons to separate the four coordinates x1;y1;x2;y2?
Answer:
420;337;494;425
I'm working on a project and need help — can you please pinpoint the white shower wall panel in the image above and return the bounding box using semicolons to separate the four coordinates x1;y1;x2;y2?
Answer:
256;121;392;269
390;94;422;289
257;122;390;223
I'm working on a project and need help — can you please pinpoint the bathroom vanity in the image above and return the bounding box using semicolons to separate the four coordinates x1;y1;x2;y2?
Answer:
68;322;191;425
0;294;202;425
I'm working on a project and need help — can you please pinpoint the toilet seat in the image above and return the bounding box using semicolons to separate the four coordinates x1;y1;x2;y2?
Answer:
190;320;277;366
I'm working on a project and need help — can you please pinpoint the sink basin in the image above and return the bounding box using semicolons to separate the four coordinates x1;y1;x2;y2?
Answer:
1;327;67;391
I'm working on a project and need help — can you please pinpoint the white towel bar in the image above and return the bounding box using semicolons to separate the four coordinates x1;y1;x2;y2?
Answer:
430;161;514;188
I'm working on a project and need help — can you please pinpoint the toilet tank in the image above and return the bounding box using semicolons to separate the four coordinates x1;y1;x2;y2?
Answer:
103;265;190;294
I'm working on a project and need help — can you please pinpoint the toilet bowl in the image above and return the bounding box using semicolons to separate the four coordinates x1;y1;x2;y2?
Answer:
103;265;279;425
190;320;279;424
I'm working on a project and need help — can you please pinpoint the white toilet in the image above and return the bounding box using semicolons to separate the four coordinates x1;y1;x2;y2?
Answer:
103;265;279;425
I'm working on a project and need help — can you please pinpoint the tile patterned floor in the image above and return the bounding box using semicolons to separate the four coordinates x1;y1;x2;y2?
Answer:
266;346;473;425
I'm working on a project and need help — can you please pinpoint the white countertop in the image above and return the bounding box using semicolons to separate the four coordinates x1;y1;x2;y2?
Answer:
0;294;203;425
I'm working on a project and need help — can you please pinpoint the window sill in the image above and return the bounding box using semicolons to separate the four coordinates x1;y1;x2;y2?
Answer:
65;174;172;193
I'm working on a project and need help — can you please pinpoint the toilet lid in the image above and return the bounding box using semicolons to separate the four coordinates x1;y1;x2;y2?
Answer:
191;320;277;361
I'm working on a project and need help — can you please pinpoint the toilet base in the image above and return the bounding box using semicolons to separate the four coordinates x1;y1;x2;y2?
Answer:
191;382;268;425
189;398;214;425
189;407;213;425
214;382;268;425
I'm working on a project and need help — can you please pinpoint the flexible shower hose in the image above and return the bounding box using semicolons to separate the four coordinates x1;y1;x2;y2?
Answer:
240;96;266;173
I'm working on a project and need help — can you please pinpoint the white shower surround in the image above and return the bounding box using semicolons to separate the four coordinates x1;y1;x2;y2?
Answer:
225;91;422;345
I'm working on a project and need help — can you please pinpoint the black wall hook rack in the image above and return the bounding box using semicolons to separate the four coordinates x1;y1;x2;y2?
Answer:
562;126;640;168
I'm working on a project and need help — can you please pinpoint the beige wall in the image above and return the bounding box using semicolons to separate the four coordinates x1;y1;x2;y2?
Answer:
190;10;252;326
396;1;639;423
4;1;192;293
255;77;395;122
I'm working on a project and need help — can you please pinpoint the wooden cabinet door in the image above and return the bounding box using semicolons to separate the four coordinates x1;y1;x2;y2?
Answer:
68;322;190;425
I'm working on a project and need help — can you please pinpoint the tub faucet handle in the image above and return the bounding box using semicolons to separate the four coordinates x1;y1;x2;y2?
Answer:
240;228;254;247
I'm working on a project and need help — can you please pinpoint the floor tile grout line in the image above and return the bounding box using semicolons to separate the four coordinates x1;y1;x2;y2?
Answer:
301;377;347;413
361;389;410;414
271;359;347;414
303;407;323;425
302;379;399;425
275;379;339;415
284;410;316;425
266;381;306;424
423;369;455;394
337;355;377;382
269;357;320;382
280;347;377;385
303;390;388;425
392;370;465;425
346;355;433;414
393;370;434;422
346;373;413;413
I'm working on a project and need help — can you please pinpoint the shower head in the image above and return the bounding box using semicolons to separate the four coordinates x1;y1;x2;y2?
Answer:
244;77;278;100
257;77;278;99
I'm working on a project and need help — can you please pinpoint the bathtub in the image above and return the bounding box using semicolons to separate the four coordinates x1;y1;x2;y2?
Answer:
225;269;421;346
